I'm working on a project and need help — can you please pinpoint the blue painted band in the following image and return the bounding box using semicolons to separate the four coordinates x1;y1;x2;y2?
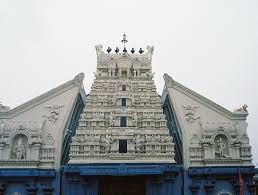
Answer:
188;166;256;176
0;168;56;177
63;163;182;176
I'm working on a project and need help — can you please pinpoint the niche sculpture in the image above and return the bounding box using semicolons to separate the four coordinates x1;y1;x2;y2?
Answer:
215;135;230;158
12;134;28;160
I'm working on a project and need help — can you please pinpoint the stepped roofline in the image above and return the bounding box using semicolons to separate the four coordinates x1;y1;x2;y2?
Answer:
95;45;154;67
0;73;85;119
163;73;248;120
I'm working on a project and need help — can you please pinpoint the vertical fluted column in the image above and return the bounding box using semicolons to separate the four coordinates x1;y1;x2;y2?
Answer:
0;143;4;159
33;143;42;160
164;174;176;195
67;173;80;195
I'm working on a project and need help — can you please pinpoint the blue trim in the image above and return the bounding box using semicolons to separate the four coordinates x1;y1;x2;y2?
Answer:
63;163;182;176
61;94;85;165
0;168;56;177
188;166;257;176
163;96;183;164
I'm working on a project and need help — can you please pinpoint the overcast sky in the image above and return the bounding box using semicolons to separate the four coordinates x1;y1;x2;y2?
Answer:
0;0;258;164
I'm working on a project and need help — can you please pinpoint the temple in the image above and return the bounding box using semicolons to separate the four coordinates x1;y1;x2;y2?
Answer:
0;36;256;195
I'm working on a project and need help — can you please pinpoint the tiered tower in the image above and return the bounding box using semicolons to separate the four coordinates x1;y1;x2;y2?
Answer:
69;36;175;163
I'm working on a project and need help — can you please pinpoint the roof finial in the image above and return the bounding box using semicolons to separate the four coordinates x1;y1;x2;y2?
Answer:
121;33;128;52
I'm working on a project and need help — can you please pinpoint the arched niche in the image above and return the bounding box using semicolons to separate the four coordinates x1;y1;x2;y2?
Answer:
214;134;230;158
11;134;28;160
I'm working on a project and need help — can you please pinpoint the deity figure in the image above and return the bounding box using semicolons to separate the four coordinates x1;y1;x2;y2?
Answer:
134;135;142;152
14;137;26;160
102;135;113;153
216;137;230;158
217;137;225;158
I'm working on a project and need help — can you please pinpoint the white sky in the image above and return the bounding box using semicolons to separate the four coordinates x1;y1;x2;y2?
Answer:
0;0;258;164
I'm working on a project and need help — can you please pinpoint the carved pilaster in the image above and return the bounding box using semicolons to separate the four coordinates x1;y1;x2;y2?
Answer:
0;143;4;158
33;143;42;160
164;174;176;195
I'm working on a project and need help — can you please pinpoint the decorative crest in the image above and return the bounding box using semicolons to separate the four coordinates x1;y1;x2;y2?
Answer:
121;33;128;52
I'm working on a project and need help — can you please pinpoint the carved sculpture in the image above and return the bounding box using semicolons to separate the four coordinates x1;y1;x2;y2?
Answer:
101;135;113;153
217;137;225;158
215;136;230;158
43;104;64;122
182;105;200;123
14;137;26;160
69;43;175;163
109;112;114;127
234;104;248;113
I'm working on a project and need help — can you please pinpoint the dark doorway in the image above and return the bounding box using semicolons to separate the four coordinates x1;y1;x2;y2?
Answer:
98;176;146;195
119;140;127;153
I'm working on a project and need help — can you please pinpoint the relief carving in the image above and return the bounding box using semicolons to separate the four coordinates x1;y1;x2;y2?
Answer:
182;105;200;123
12;135;27;160
215;135;230;158
43;104;64;122
101;135;113;153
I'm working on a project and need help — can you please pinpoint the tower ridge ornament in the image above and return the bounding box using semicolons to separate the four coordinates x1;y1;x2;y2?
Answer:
121;33;128;52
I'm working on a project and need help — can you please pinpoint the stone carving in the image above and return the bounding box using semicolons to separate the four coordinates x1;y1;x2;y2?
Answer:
14;137;26;160
146;72;155;79
69;43;175;163
189;121;252;166
109;112;114;127
134;135;145;152
101;135;113;153
182;105;200;123
234;104;248;113
45;134;54;145
146;46;154;54
43;104;64;122
95;44;103;52
0;102;10;112
215;136;229;158
0;121;55;167
132;112;138;126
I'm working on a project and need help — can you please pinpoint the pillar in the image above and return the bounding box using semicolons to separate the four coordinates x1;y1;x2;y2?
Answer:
164;174;177;195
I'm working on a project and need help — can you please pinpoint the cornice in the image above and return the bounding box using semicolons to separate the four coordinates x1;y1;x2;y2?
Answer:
0;73;85;119
163;73;248;120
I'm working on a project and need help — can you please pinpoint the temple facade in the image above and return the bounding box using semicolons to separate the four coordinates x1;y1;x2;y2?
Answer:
0;37;256;195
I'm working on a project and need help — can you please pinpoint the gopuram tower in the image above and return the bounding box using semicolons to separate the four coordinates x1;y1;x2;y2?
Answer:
63;35;180;195
69;35;174;163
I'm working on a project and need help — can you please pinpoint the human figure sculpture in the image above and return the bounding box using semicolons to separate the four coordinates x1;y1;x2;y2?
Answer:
102;135;112;153
134;135;142;152
217;137;225;158
15;137;26;160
